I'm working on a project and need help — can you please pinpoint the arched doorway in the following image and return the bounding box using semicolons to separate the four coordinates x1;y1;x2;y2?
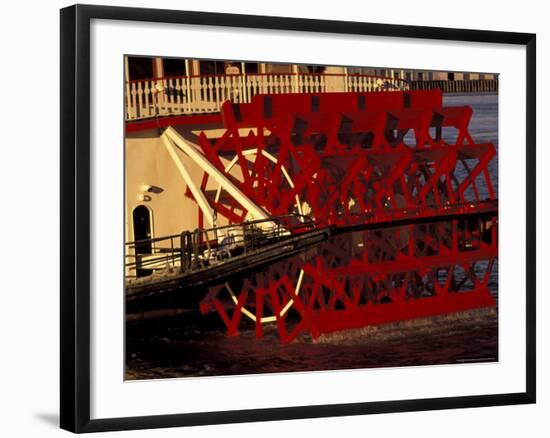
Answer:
132;205;153;277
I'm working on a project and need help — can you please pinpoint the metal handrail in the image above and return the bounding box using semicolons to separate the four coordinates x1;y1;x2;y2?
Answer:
125;213;314;248
124;200;497;278
125;214;317;275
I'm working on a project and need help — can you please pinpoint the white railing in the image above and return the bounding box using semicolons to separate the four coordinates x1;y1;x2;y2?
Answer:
125;73;409;121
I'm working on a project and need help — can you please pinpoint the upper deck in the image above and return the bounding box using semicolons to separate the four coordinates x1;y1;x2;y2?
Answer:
125;72;409;123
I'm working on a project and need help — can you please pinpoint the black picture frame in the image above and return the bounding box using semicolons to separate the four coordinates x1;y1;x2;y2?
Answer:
60;4;536;433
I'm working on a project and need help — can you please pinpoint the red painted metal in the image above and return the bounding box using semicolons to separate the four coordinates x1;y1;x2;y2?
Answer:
193;91;495;228
190;90;498;342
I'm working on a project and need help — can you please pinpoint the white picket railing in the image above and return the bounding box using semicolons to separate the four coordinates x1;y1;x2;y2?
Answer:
125;73;409;121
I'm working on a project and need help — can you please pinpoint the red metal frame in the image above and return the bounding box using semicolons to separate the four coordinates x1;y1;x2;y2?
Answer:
190;90;498;342
193;91;496;228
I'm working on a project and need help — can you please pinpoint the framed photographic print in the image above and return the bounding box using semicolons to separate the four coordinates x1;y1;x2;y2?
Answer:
60;4;536;433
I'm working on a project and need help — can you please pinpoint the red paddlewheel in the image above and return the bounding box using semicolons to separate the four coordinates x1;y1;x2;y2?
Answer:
189;90;498;342
188;91;496;228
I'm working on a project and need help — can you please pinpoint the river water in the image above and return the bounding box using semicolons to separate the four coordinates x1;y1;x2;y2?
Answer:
126;93;499;380
445;93;499;297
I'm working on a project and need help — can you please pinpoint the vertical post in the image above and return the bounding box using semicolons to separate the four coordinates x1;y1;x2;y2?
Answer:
130;82;137;120
191;60;200;112
193;229;200;269
238;61;246;104
292;64;299;93
125;57;132;120
153;58;164;116
344;66;349;92
171;236;174;268
213;211;218;249
243;223;247;254
180;231;189;272
124;56;130;82
153;57;164;78
184;59;191;113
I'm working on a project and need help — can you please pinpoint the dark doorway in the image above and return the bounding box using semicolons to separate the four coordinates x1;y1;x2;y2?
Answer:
163;58;188;77
448;72;455;81
127;57;154;81
199;60;226;75
243;62;259;74
305;65;325;74
133;205;153;277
